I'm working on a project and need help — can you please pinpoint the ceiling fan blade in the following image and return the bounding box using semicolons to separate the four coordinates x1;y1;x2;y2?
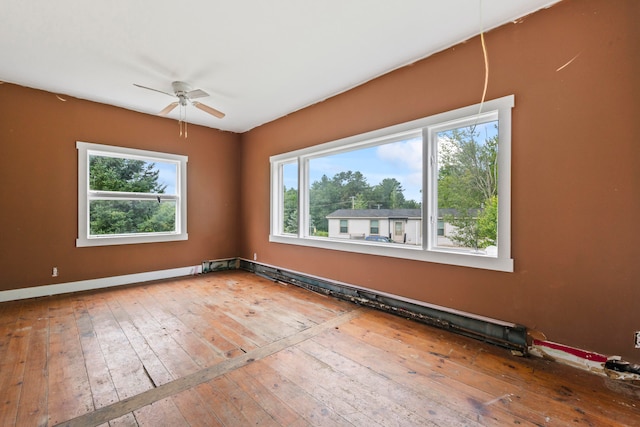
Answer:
133;83;174;97
158;102;179;116
187;89;209;99
192;101;225;119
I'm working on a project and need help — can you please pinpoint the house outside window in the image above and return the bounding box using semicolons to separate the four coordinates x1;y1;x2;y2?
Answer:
370;220;379;235
77;142;188;247
270;95;513;272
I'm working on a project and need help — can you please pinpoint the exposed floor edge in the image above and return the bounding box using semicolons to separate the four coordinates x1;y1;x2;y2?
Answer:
530;339;640;382
238;259;640;382
238;259;528;352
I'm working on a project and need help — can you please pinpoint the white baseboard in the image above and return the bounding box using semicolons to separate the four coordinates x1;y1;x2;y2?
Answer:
0;265;202;303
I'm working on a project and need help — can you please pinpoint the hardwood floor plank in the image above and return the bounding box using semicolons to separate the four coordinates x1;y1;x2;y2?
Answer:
72;297;120;410
171;388;224;427
47;297;94;425
143;279;254;357
188;279;296;344
299;338;485;427
55;307;363;427
228;273;353;323
15;301;50;427
106;413;138;426
109;290;202;380
226;366;303;426
201;275;320;341
242;360;354;427
341;316;577;426
311;326;532;426
0;301;34;427
265;346;427;426
83;294;156;399
354;310;640;426
205;374;280;426
194;380;254;426
184;278;275;349
132;396;187;426
123;285;226;368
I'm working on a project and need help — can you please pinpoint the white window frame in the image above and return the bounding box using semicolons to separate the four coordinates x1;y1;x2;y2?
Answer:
76;142;188;247
270;95;514;272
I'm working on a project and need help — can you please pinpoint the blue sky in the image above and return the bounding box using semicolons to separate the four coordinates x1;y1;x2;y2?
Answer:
282;120;498;204
155;161;177;194
285;137;424;203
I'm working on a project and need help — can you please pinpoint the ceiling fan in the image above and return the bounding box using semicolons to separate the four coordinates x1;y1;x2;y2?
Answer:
134;81;225;118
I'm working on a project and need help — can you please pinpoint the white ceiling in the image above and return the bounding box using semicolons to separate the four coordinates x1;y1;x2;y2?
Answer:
0;0;559;133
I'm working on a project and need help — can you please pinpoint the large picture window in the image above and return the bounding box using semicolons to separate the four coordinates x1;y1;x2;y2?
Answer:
270;95;513;272
77;142;188;247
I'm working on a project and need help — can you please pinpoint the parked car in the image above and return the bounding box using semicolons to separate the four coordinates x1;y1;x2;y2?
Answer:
365;235;392;243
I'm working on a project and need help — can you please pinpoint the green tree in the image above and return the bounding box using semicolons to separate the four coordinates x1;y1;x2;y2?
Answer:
308;171;421;234
476;195;498;248
438;123;498;249
309;171;372;233
89;156;171;235
371;178;407;209
283;186;299;234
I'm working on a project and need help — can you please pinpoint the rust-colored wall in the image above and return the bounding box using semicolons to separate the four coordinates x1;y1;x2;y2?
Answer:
240;0;640;363
0;83;241;290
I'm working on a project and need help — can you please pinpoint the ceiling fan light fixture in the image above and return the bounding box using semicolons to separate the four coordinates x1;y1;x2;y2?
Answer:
134;80;226;121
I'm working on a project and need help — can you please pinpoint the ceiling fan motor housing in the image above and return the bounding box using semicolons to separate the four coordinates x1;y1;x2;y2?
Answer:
172;81;191;106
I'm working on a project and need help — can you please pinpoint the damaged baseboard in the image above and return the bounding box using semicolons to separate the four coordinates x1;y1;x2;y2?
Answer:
238;259;639;381
238;259;528;353
529;339;640;381
201;258;239;274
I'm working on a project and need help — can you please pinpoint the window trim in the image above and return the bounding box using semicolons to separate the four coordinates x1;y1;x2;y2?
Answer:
76;141;188;247
270;95;514;272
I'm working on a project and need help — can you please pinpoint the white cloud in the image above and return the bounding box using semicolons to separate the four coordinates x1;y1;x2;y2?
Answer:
375;137;422;171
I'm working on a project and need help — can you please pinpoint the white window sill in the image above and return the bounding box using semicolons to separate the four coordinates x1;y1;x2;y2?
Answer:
77;232;188;247
269;234;513;272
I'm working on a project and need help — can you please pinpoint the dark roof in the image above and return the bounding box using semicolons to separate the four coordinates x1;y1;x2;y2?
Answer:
326;209;422;219
326;208;481;219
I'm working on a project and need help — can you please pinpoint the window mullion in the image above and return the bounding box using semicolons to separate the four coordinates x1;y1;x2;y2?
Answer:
299;157;308;238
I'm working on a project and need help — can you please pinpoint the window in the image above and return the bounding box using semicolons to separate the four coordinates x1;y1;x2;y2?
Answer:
432;115;499;252
281;161;299;235
77;142;188;247
270;95;513;272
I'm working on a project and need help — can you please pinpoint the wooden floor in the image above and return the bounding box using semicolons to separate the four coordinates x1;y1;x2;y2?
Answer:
0;271;638;426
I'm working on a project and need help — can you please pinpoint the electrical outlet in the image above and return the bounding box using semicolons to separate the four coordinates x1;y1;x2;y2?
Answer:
52;267;58;277
635;331;640;349
253;253;257;261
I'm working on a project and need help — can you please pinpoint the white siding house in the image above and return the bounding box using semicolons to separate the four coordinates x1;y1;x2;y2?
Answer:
326;209;423;245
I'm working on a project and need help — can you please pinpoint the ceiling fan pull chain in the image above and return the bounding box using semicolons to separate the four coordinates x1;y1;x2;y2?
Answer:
179;104;184;137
